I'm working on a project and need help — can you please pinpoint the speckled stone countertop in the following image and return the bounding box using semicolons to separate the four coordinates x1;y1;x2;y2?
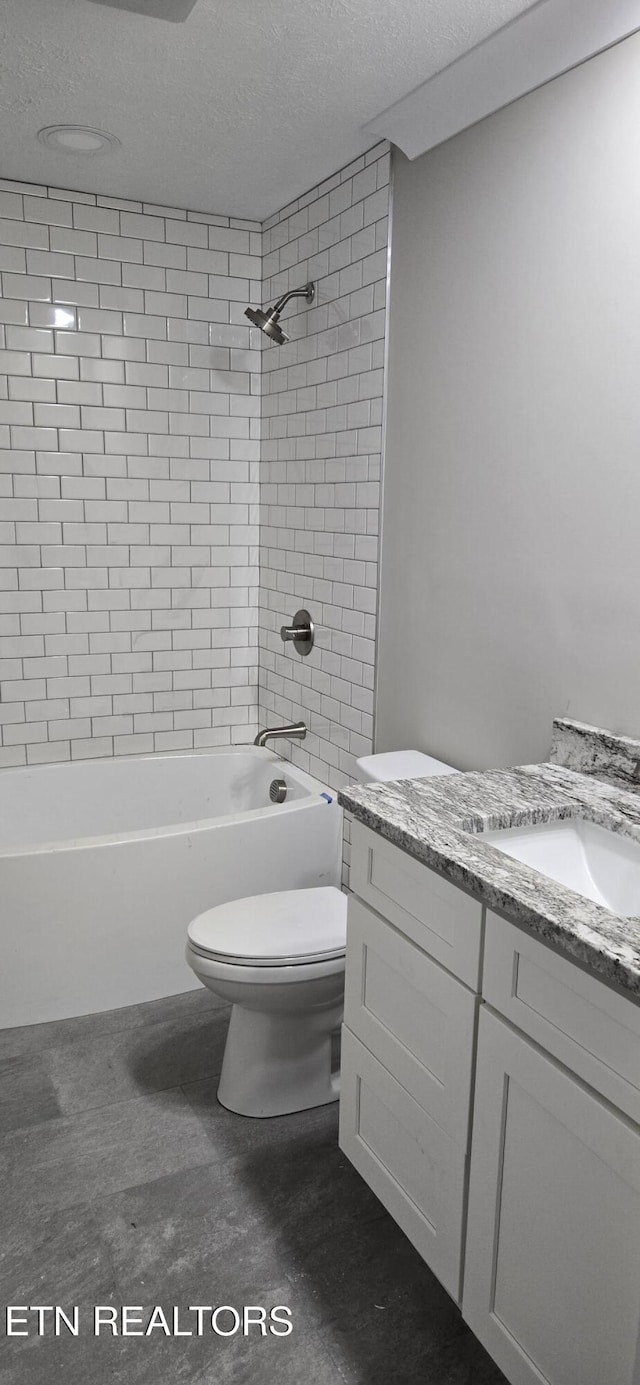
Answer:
338;721;640;999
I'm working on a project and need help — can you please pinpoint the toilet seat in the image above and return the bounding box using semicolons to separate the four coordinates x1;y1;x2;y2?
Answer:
187;885;347;968
184;947;345;989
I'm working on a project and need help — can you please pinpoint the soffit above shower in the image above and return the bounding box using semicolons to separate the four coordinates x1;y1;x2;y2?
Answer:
0;0;539;220
364;0;640;160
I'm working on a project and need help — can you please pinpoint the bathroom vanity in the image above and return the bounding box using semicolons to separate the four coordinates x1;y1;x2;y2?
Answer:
338;721;640;1385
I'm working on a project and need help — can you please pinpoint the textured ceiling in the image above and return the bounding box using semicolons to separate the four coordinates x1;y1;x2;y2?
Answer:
0;0;540;220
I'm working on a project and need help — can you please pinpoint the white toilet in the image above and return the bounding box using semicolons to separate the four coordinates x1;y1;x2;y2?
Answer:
186;887;347;1118
186;748;458;1118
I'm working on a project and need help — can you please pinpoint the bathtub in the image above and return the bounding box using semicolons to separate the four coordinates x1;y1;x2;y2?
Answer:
0;746;343;1028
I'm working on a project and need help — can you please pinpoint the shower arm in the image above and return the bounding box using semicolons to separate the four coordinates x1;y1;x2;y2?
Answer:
271;283;315;314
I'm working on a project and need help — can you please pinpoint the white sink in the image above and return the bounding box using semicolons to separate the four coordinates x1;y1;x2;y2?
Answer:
481;817;640;916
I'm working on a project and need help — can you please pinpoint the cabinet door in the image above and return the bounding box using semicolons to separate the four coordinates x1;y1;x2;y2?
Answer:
463;1008;640;1385
339;1027;467;1304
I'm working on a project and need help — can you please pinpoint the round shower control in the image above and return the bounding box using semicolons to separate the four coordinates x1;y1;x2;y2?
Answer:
280;609;314;656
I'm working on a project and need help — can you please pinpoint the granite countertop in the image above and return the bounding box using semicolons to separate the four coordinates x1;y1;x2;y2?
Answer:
338;720;640;999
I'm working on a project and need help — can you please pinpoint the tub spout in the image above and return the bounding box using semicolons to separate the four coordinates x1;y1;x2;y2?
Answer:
254;722;307;748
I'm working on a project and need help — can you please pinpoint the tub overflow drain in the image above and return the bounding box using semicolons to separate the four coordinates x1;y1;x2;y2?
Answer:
269;778;288;804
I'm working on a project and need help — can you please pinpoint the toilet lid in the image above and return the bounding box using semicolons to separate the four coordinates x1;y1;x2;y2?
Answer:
187;886;347;966
355;750;459;782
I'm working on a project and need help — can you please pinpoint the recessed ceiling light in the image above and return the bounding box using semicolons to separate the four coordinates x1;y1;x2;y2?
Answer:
36;125;121;157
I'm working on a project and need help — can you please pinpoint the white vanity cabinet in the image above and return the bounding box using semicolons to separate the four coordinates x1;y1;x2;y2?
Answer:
340;820;640;1385
463;911;640;1385
339;821;483;1302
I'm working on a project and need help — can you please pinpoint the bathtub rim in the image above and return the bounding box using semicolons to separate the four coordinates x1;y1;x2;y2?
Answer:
0;743;339;860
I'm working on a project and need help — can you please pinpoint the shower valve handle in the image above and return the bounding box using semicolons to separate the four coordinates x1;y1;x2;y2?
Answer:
280;609;314;656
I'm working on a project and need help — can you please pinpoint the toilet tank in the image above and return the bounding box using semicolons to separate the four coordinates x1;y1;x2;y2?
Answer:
354;750;459;783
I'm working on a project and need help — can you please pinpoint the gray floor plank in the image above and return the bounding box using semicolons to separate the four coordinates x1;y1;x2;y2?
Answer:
45;1006;230;1116
0;987;225;1063
0;1053;61;1132
0;1087;215;1226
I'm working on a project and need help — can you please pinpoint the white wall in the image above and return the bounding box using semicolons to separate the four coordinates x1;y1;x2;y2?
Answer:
376;33;640;771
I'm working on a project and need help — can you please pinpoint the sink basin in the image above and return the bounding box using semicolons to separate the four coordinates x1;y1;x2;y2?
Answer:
481;817;640;916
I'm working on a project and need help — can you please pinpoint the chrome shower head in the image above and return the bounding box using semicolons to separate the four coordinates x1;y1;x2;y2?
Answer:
245;306;289;345
245;281;315;346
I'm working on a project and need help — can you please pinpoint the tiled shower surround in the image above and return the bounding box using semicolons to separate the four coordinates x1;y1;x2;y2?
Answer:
259;144;389;788
0;144;389;782
0;185;263;766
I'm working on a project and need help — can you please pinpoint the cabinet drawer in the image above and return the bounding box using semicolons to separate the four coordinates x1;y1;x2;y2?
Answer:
484;911;640;1124
345;895;477;1145
350;820;483;988
339;1027;467;1304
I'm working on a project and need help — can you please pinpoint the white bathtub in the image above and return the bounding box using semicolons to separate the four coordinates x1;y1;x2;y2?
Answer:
0;746;343;1028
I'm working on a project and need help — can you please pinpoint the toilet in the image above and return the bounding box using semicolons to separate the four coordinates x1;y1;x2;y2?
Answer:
186;749;458;1118
186;887;347;1119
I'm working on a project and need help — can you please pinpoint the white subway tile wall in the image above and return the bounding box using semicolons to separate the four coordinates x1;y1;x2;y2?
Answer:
258;143;390;798
0;145;389;787
0;182;263;766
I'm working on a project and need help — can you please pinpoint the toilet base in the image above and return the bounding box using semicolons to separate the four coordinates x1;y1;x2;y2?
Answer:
217;1002;341;1118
